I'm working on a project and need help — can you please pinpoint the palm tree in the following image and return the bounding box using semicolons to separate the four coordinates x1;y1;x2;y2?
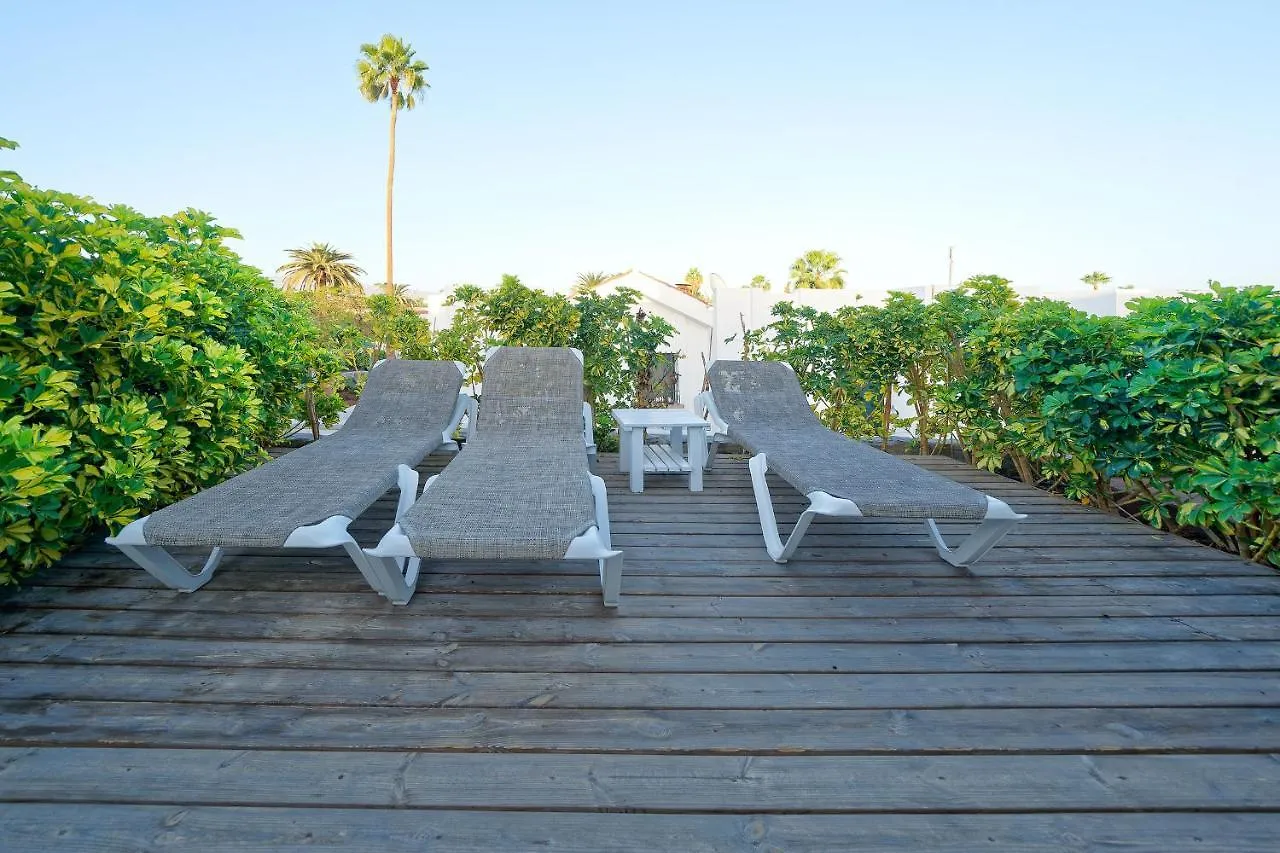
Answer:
277;243;366;294
748;274;771;290
357;34;430;297
788;250;846;291
1081;271;1112;291
391;283;420;308
574;271;612;294
679;267;707;301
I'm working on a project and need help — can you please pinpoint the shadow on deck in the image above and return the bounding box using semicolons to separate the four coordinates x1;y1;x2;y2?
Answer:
1;452;1278;850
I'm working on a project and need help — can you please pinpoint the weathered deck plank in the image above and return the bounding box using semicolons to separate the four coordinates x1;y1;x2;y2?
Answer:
5;805;1280;853
3;701;1278;753
5;747;1280;811
1;451;1277;851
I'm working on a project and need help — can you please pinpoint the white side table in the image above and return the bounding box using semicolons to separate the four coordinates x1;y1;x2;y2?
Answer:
611;409;710;493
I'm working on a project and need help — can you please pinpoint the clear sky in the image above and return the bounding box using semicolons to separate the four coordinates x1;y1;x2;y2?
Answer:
3;1;1277;296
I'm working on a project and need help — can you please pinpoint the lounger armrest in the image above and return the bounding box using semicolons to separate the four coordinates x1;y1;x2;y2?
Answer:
106;515;150;547
695;391;729;438
366;523;416;559
985;495;1027;520
444;392;475;444
283;515;358;549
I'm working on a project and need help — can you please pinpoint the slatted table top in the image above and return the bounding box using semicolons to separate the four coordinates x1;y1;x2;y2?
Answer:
611;407;711;428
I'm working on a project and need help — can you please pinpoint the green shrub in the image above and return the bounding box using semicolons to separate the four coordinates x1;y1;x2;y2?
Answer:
0;159;334;583
442;275;675;451
741;302;881;440
1123;285;1280;563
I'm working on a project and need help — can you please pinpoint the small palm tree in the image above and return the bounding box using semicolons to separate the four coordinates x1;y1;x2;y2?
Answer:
680;267;708;301
788;250;846;291
748;274;771;290
574;271;612;294
391;283;419;308
358;34;430;297
1081;271;1112;291
277;243;366;294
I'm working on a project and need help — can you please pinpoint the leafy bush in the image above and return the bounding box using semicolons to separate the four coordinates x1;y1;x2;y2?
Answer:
0;156;336;583
741;293;942;449
442;275;676;450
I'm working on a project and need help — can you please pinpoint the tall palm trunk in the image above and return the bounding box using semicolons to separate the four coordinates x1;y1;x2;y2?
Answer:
385;100;397;298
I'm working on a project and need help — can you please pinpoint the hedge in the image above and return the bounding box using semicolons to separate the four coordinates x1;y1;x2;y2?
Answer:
0;155;336;583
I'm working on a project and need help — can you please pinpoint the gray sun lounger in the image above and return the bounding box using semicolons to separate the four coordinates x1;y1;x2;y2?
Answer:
696;360;1025;567
364;346;623;606
108;359;473;602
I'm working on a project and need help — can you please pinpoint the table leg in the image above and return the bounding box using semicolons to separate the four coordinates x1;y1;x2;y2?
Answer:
628;425;645;493
688;427;705;492
618;427;630;473
670;426;685;459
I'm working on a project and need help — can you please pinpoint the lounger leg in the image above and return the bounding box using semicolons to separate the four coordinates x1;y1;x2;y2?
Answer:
704;437;720;470
284;514;418;605
113;544;224;593
747;454;821;563
924;497;1025;568
566;476;624;607
600;553;623;608
592;474;623;606
924;517;1021;568
349;468;429;604
357;550;419;605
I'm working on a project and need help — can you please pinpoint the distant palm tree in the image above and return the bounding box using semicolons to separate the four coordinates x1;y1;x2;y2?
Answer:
358;34;430;297
277;243;366;294
684;267;704;288
788;250;846;291
748;274;771;290
391;283;419;308
574;271;612;294
1081;271;1112;291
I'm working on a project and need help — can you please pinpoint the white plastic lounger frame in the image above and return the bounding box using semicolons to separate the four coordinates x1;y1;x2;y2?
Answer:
364;470;624;606
106;367;475;605
694;389;1026;568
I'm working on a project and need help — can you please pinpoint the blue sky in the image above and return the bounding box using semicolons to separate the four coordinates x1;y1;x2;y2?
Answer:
3;1;1277;295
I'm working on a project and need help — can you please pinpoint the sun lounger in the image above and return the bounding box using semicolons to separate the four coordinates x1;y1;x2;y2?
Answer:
697;360;1025;567
364;347;623;606
107;359;472;601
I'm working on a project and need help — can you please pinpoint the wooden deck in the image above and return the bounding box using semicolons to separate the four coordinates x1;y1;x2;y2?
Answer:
2;451;1279;850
